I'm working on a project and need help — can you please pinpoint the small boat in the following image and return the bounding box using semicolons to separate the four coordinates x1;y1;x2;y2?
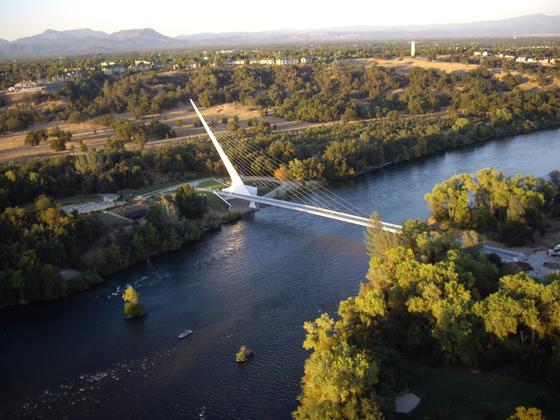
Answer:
177;329;193;340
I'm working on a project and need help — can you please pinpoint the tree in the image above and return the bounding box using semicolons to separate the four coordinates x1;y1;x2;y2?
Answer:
507;407;545;420
24;129;47;147
122;285;147;318
502;73;518;91
294;313;383;420
387;110;399;122
49;127;72;152
236;345;254;363
364;212;401;258
274;165;290;181
227;115;239;131
174;184;207;219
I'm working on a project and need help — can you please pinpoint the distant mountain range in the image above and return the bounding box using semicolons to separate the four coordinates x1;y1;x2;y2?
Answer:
1;14;560;59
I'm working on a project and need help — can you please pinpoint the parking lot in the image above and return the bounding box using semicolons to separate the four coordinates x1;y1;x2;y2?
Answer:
526;249;560;277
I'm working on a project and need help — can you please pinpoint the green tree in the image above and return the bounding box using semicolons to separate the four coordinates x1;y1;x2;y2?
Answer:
507;406;545;420
122;285;147;318
174;184;207;219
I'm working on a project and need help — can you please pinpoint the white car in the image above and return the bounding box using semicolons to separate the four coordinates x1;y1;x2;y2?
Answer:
547;244;560;257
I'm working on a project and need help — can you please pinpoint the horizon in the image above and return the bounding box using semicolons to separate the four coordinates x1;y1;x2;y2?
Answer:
1;0;560;41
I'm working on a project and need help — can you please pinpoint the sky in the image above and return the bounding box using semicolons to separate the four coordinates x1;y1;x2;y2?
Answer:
0;0;559;40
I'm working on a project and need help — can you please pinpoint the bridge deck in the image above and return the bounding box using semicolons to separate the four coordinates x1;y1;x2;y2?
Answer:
211;190;403;233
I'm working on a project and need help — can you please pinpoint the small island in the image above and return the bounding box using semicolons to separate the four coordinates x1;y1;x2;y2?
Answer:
236;345;254;363
122;285;147;319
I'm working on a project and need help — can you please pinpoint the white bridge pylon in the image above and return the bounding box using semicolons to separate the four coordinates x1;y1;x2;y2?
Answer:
191;99;257;208
190;99;402;233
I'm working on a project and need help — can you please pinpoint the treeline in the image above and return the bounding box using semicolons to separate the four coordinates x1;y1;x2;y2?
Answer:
0;140;221;210
186;64;560;123
0;108;35;133
227;84;560;179
0;184;234;308
0;196;103;307
92;185;209;275
58;72;185;121
17;62;559;128
426;168;560;246
294;215;560;418
3;84;560;210
95;116;176;148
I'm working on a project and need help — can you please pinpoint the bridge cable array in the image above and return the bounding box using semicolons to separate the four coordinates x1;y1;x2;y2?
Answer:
212;121;369;216
207;119;370;218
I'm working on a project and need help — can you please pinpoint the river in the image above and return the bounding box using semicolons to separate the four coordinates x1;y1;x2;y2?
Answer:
1;129;560;419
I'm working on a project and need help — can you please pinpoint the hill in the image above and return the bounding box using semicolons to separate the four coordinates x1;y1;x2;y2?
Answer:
1;14;560;58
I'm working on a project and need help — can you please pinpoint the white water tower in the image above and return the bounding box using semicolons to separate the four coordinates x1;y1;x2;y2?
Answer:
411;41;416;57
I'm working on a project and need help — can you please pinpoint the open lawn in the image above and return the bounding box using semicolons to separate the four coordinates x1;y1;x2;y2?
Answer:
96;211;131;228
199;191;230;212
197;179;227;189
409;366;560;419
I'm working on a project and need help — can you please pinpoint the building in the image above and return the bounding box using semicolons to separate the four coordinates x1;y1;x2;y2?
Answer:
7;80;40;93
99;193;120;203
132;60;152;72
100;62;128;75
410;41;416;57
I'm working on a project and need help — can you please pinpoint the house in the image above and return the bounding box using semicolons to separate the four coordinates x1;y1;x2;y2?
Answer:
133;60;152;71
7;80;40;93
275;57;299;65
99;193;120;203
100;62;128;75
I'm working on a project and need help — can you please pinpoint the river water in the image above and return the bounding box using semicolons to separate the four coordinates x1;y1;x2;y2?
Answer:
1;129;560;419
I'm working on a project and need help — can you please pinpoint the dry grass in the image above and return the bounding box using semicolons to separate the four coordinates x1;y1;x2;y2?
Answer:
0;101;313;163
0;120;113;162
345;57;479;73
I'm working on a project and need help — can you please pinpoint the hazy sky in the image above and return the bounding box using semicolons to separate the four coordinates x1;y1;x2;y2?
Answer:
1;0;559;40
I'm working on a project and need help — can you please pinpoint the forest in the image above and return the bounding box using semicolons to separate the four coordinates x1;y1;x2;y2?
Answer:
294;212;560;419
2;84;560;211
3;58;560;136
426;169;560;246
0;183;216;308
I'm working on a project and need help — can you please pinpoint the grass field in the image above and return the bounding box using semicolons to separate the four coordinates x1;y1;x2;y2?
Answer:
199;191;230;212
56;194;104;206
408;366;560;419
197;179;227;189
97;211;131;227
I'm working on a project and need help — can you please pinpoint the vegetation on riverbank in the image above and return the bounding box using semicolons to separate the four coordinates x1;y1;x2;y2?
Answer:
426;168;560;246
0;184;240;308
294;208;560;418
